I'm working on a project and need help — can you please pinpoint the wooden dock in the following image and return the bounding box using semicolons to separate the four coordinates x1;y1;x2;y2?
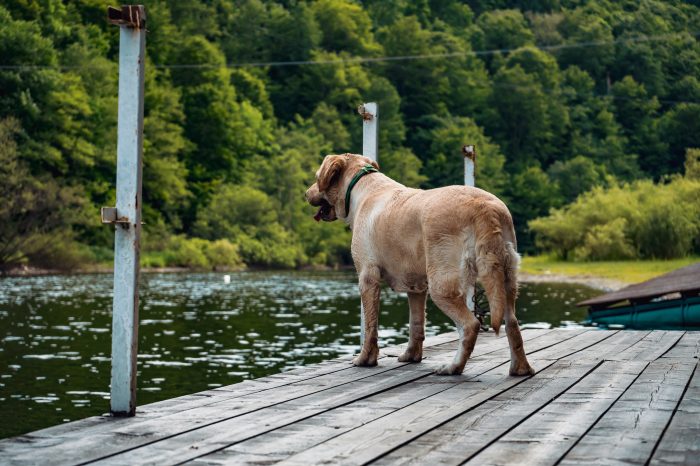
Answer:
1;328;698;465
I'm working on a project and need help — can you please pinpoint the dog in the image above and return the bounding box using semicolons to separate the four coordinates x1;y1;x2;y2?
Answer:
305;153;534;376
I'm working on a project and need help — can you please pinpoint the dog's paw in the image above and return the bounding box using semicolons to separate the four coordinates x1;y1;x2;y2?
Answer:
397;349;422;363
434;363;464;376
352;352;378;367
509;361;536;376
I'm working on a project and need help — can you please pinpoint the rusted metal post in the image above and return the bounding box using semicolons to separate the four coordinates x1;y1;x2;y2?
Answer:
462;145;476;313
105;4;146;416
357;103;378;348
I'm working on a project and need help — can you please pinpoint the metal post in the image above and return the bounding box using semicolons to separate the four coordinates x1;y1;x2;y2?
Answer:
462;145;476;313
463;144;476;188
357;103;378;348
104;5;146;416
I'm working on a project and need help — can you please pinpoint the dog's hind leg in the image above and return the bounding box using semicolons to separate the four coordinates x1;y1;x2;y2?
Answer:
503;243;534;376
429;275;480;375
398;291;427;363
479;243;534;376
505;287;534;376
353;265;381;367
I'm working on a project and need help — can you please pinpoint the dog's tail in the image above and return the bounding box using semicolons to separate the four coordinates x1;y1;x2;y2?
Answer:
475;217;520;335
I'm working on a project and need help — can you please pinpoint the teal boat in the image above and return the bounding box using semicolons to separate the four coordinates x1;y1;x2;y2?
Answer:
578;262;700;329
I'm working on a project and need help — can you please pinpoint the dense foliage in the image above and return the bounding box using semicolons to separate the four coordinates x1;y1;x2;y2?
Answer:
2;0;700;269
530;151;700;260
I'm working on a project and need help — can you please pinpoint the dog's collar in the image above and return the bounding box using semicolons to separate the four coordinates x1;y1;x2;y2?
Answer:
344;164;378;217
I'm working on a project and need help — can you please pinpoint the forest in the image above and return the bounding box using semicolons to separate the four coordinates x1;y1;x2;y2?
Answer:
1;0;700;271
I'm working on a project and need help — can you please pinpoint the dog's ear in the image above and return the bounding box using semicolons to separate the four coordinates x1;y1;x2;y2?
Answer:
318;155;347;192
370;160;379;171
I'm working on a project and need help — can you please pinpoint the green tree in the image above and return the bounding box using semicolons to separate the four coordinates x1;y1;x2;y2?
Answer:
474;9;534;51
557;8;614;83
311;0;382;56
380;148;427;188
686;148;700;180
508;165;563;251
0;6;97;175
142;65;192;229
611;76;666;177
0;118;86;269
660;103;700;175
425;116;508;197
194;184;305;267
560;67;636;179
488;64;560;166
169;35;273;193
548;155;609;203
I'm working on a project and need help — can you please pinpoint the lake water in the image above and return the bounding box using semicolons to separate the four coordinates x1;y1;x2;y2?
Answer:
0;271;599;439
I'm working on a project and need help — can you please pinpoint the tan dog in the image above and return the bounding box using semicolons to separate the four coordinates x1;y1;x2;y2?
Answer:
306;153;534;376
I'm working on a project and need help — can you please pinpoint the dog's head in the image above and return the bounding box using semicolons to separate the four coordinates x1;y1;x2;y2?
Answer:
305;153;379;222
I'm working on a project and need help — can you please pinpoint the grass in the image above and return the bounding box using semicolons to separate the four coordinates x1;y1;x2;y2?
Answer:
521;255;700;284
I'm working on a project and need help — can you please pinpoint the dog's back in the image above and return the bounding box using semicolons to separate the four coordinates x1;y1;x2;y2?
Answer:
328;161;533;376
355;182;520;333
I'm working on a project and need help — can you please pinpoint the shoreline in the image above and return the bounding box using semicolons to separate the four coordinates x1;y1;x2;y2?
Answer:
518;272;626;292
2;265;626;291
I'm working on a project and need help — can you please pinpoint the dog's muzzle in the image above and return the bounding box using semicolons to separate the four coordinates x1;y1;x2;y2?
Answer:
306;185;337;222
313;199;336;222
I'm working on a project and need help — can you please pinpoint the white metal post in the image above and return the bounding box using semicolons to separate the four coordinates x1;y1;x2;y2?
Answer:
105;5;146;417
462;145;476;313
358;103;378;348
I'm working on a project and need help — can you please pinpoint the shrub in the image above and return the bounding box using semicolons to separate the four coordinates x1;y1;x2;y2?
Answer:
634;184;700;259
141;252;167;269
203;239;244;270
23;235;96;270
194;185;276;240
141;235;244;270
164;236;209;269
548;156;609;202
573;218;636;260
194;184;306;267
530;174;700;260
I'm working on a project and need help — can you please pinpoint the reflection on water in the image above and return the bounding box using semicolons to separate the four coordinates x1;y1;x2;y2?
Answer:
0;271;598;438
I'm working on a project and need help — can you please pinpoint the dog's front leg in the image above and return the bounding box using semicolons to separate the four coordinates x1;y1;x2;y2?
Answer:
398;291;426;363
353;267;380;367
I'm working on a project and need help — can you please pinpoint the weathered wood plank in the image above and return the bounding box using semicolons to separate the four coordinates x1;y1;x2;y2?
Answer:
425;328;590;368
90;364;518;465
521;329;617;361
83;330;564;464
188;379;462;465
419;329;554;355
559;359;696;465
140;329;463;414
0;361;416;461
561;329;650;361
266;362;551;466
6;329;695;466
2;330;465;445
649;362;700;466
462;360;648;466
356;359;602;466
0;330;467;441
660;331;700;359
187;331;592;465
606;330;684;361
0;330;538;465
86;331;574;465
8;365;429;466
237;332;614;466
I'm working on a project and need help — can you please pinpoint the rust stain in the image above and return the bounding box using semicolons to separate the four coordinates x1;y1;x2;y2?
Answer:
462;145;477;161
357;105;374;121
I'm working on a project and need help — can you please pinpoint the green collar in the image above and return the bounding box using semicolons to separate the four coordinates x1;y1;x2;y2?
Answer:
344;164;378;216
